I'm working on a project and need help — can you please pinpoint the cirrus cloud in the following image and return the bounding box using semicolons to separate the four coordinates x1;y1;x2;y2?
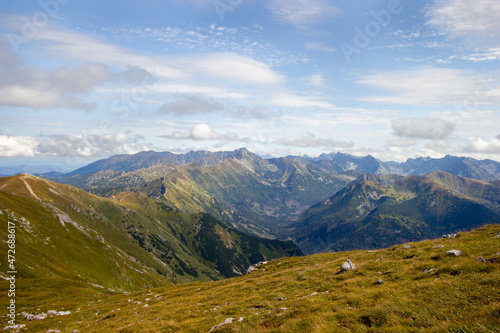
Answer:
427;0;500;40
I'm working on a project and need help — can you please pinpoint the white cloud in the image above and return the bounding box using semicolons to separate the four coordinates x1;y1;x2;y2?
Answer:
0;134;147;157
464;136;500;154
460;47;500;62
187;53;284;85
427;0;500;40
165;123;239;141
268;0;339;27
0;39;152;110
392;118;455;140
357;67;500;105
307;74;325;87
0;135;38;157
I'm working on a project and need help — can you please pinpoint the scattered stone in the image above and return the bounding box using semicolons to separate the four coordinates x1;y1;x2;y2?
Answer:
433;245;444;248
47;310;57;316
442;234;457;238
375;279;384;285
46;330;61;333
311;292;318;296
209;318;235;332
424;268;435;274
402;245;411;250
246;261;269;274
493;232;500;238
123;292;131;295
476;257;487;262
280;308;288;311
339;259;356;273
446;249;462;256
3;324;26;331
56;311;71;316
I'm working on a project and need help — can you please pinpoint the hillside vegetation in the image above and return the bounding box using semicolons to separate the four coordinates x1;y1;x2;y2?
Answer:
1;225;499;332
294;171;500;254
0;174;302;290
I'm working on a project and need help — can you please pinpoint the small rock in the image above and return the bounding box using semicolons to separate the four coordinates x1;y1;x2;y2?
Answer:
442;233;457;238
47;310;57;316
446;249;462;256
56;311;71;316
339;259;356;273
209;318;235;332
46;330;61;333
402;245;411;250
433;245;444;248
476;257;487;262
375;279;384;285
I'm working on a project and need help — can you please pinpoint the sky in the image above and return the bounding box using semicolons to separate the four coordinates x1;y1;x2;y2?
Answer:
0;0;499;172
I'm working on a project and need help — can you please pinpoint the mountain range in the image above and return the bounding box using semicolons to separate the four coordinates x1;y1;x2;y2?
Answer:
289;152;500;180
42;148;500;246
293;171;500;254
2;148;499;284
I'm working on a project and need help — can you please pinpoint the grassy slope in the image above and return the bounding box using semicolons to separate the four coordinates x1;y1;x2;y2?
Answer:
0;174;175;291
0;174;302;292
2;225;499;332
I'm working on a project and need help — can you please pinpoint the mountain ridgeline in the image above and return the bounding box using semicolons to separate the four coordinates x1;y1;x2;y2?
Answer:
44;148;500;250
293;171;500;254
48;148;357;238
0;174;302;291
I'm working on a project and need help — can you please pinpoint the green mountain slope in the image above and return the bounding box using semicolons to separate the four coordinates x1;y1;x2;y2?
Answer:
294;172;500;254
57;149;354;238
0;174;302;290
2;225;499;332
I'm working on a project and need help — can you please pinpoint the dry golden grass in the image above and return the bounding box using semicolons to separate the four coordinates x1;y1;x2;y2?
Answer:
2;225;500;332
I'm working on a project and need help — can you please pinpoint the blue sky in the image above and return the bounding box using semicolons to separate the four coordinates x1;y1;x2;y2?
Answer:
1;0;499;172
